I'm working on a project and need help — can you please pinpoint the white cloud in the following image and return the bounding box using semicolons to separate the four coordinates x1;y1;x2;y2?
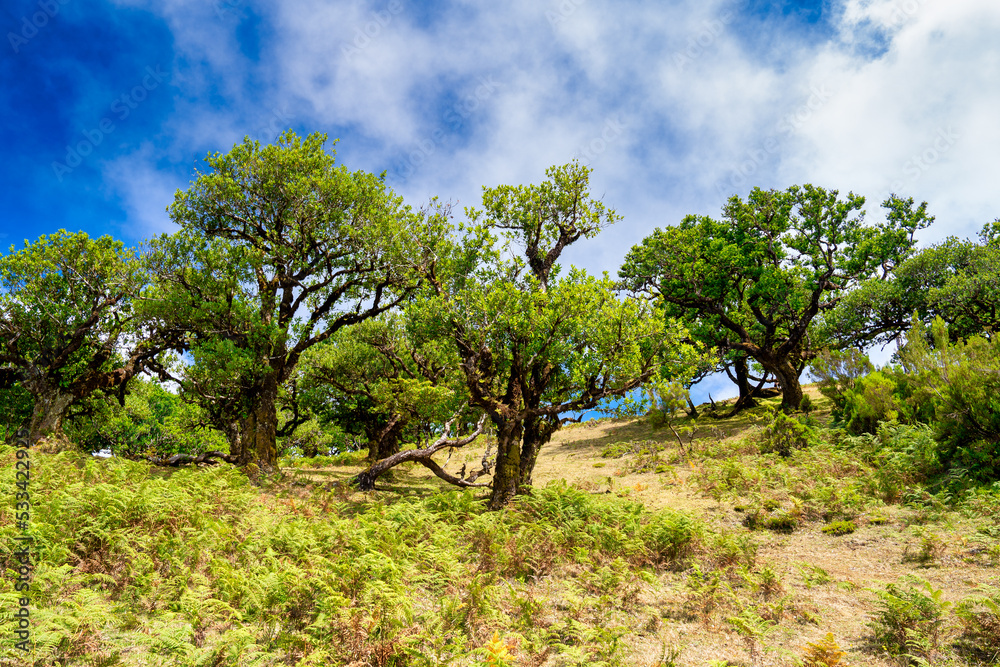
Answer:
102;145;184;240
101;0;1000;268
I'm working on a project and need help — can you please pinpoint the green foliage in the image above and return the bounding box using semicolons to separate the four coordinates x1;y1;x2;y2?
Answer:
0;230;153;441
839;370;908;435
899;317;1000;482
620;187;927;410
836;422;942;502
0;449;733;666
821;520;856;536
829;221;1000;345
146;130;449;468
0;383;32;440
64;377;228;458
955;586;1000;660
810;347;874;413
868;576;952;662
421;161;699;507
758;409;816;457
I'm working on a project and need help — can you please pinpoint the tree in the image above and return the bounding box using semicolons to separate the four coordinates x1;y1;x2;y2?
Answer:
145;131;449;472
0;231;164;444
298;312;473;469
423;163;695;508
620;187;929;411
828;220;1000;346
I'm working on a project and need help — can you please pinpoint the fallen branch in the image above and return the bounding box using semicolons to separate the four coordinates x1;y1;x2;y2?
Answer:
353;415;490;491
148;450;238;467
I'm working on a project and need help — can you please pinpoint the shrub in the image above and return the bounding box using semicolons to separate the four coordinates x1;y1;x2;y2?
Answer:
821;520;856;536
802;633;846;667
955;586;1000;660
763;512;797;533
868;576;952;662
759;409;816;457
811;348;875;411
641;510;702;567
799;393;814;415
840;370;907;435
900;317;1000;482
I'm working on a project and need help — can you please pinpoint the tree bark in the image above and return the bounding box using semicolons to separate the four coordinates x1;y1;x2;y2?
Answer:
27;388;74;445
768;360;804;412
239;372;279;472
518;415;556;489
368;415;405;463
730;355;757;409
488;419;524;510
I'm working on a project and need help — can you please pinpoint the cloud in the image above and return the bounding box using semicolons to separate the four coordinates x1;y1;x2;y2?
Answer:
102;145;184;240
86;0;1000;271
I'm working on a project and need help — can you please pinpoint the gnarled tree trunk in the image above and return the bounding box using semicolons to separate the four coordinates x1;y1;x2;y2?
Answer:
765;359;804;412
518;415;557;489
487;420;524;510
239;372;279;472
27;388;74;445
367;414;405;463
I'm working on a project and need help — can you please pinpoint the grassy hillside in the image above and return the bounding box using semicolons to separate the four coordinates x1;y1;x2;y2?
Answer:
3;386;1000;666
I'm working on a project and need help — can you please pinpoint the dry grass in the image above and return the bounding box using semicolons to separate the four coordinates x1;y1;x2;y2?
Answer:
273;384;1000;666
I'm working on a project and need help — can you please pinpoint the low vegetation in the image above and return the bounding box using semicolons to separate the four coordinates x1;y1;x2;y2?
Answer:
3;380;1000;665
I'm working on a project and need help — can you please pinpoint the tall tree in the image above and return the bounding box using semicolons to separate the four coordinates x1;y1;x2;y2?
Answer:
423;163;695;508
0;231;164;444
145;131;449;471
826;219;1000;346
620;187;929;410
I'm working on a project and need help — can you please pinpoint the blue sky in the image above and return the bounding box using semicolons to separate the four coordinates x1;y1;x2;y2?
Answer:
3;0;999;400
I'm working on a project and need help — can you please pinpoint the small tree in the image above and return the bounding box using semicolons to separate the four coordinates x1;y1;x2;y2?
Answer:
620;187;929;411
0;231;163;444
424;163;696;508
298;312;475;483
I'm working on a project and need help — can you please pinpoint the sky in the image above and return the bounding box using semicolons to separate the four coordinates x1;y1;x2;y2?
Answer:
2;0;999;401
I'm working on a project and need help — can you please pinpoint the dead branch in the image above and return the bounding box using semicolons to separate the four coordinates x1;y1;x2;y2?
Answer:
148;450;239;467
353;415;490;491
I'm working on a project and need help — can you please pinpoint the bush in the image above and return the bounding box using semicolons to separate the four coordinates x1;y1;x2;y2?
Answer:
810;347;874;411
868;576;951;662
759;410;816;457
955;586;1000;660
840;370;907;435
900;317;1000;482
821;520;855;536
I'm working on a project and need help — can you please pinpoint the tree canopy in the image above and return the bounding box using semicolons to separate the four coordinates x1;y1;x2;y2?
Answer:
143;130;450;471
619;186;930;410
0;231;163;443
